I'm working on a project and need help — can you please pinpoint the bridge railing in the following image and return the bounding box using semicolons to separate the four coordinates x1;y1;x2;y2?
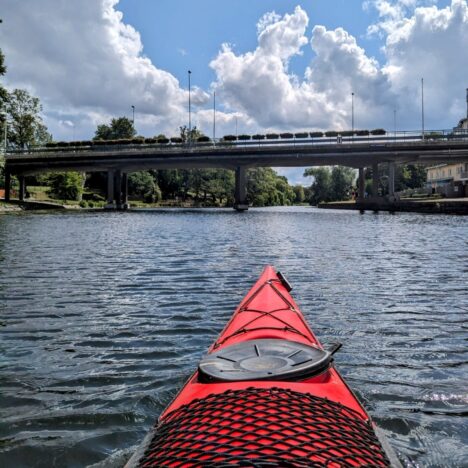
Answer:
5;128;468;156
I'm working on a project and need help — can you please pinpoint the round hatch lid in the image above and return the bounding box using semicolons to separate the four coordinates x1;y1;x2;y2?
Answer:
198;339;332;382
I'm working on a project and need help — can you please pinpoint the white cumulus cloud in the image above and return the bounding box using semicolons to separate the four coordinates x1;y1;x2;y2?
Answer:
0;0;209;139
1;0;466;147
210;1;468;133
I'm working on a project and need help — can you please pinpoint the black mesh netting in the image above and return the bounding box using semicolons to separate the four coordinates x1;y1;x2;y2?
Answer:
138;387;390;467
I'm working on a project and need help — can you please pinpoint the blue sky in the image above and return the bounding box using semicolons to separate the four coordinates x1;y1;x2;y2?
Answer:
118;0;387;90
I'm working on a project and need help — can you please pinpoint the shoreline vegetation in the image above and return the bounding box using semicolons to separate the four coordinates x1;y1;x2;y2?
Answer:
3;198;468;216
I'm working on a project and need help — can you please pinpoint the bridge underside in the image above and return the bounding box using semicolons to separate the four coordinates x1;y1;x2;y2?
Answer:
4;140;468;210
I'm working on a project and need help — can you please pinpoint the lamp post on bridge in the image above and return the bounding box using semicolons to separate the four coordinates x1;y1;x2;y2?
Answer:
131;105;135;127
213;91;216;143
421;78;425;140
188;70;192;142
351;92;355;138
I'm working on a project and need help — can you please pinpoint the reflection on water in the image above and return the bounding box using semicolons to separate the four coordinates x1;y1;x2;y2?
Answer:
0;207;467;467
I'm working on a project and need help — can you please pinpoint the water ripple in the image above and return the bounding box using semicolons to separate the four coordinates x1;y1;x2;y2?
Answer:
0;207;467;467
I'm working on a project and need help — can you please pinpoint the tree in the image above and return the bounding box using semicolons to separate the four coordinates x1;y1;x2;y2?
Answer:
330;166;355;201
48;172;85;201
293;185;305;204
128;171;161;202
304;167;332;204
179;125;203;142
94;117;136;141
156;169;183;199
5;89;52;148
247;168;295;206
304;166;355;204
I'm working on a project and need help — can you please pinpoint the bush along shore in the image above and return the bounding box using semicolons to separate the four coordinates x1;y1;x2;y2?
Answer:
3;167;308;210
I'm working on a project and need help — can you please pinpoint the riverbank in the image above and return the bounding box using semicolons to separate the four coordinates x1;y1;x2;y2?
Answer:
0;199;66;213
318;197;468;215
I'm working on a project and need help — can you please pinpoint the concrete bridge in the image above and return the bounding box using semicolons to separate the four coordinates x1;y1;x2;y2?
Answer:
4;133;468;210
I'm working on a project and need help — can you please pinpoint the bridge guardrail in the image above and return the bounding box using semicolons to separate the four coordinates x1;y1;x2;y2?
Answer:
5;129;468;157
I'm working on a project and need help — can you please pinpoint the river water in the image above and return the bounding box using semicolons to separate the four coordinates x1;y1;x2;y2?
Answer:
0;207;467;467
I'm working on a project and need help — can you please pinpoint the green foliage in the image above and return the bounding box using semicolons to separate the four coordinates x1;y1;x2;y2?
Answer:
371;128;386;135
395;164;426;191
252;134;265;140
325;131;338;137
294;132;308;138
247;168;295;206
156;169;183;199
363;163;427;194
179;125;203;142
94;117;136;141
304;166;355;204
48;172;85;201
223;135;237;141
310;132;324;138
280;133;294;139
5;89;52;148
237;134;251;141
266;133;279;139
128;171;162;202
304;167;331;205
330;166;355;200
293;185;305;203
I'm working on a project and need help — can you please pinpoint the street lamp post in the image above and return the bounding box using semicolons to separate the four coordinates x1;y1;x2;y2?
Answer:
188;70;192;141
421;78;425;140
351;92;355;136
131;105;135;126
213;91;216;143
394;109;397;139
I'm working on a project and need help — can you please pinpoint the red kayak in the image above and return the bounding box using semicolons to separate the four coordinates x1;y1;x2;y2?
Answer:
127;266;401;467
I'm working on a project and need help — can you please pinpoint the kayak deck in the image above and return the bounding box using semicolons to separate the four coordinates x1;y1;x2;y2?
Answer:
127;267;399;467
139;387;390;467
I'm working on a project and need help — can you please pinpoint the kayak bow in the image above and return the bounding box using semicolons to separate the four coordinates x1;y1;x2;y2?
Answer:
127;266;401;467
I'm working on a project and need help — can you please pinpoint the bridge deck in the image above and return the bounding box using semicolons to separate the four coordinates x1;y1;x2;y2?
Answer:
5;138;468;175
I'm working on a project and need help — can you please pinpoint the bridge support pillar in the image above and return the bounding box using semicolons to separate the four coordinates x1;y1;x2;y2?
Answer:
372;163;379;198
358;168;365;201
105;170;116;209
115;170;123;209
388;162;395;198
18;176;26;201
122;172;129;209
4;170;11;201
234;166;248;211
